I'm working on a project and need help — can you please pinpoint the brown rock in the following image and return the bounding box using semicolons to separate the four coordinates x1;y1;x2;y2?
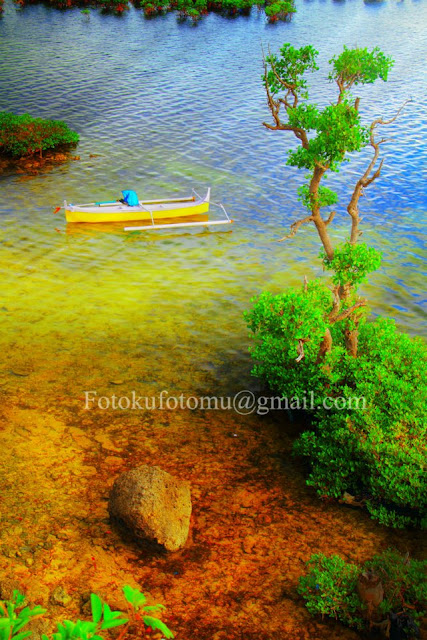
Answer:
108;465;191;552
50;586;72;607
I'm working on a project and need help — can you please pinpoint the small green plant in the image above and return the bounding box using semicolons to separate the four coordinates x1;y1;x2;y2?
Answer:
121;586;174;638
298;550;427;637
0;587;173;640
0;590;46;640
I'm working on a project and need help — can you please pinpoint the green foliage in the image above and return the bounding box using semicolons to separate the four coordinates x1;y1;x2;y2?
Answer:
245;280;334;405
298;183;338;211
298;550;427;635
0;112;79;158
264;0;295;20
0;591;46;640
257;42;422;530
287;101;369;171
263;43;391;177
0;588;173;640
218;0;262;13
294;318;427;527
365;549;427;620
329;45;394;91
247;279;427;528
121;586;146;611
297;554;363;628
321;242;382;288
121;585;172;637
264;44;319;99
13;0;293;19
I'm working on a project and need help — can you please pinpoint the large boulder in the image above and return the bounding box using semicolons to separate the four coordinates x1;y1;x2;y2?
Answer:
108;465;192;552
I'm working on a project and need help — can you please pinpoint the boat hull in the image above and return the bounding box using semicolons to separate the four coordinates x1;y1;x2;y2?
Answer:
64;190;210;223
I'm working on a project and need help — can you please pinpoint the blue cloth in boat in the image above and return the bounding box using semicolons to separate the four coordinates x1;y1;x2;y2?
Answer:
122;190;139;206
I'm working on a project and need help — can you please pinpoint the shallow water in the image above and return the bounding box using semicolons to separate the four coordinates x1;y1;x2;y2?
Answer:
0;0;426;638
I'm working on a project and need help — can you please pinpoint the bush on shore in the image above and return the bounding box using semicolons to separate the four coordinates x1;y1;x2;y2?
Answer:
13;0;295;20
298;549;427;638
246;282;427;528
0;112;79;159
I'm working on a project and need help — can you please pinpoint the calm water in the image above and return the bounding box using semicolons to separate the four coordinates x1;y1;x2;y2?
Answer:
0;0;426;401
0;3;426;639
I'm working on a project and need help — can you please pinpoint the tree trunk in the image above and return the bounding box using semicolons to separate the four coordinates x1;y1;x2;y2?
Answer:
338;283;352;300
345;326;358;357
309;166;334;260
316;328;332;363
357;571;384;625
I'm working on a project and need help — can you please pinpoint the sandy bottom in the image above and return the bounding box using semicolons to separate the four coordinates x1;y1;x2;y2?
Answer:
0;368;425;640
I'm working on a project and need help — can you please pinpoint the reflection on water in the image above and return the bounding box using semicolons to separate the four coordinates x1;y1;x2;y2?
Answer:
0;1;426;638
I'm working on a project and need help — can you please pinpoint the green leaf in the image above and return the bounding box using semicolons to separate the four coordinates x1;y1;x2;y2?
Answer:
142;605;166;613
12;593;26;608
102;604;111;622
90;595;103;624
143;617;174;639
12;632;32;640
122;586;146;610
99;619;128;631
12;620;31;634
109;611;125;620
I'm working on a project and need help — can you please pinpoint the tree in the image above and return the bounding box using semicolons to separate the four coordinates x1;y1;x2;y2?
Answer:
246;45;427;528
262;43;402;356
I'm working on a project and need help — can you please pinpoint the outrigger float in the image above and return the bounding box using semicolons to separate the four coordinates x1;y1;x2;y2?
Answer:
62;188;233;231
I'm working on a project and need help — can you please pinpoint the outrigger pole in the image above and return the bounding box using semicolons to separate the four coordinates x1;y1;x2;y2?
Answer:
124;219;233;232
124;201;233;232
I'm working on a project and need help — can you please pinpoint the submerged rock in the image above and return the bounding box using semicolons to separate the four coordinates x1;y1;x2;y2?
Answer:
50;586;73;607
108;465;191;552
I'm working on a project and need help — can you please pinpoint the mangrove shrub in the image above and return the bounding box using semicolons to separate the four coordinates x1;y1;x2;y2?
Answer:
246;283;427;528
298;550;427;637
0;112;79;158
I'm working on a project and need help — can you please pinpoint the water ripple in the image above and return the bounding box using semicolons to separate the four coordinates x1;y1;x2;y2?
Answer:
0;0;426;391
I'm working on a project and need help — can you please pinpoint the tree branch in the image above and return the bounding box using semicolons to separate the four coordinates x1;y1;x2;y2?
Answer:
333;300;366;323
324;210;336;226
347;100;409;244
262;52;309;148
278;215;314;241
296;338;309;362
329;286;341;321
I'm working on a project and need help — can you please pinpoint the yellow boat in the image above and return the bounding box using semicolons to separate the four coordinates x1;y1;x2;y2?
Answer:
64;188;211;223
